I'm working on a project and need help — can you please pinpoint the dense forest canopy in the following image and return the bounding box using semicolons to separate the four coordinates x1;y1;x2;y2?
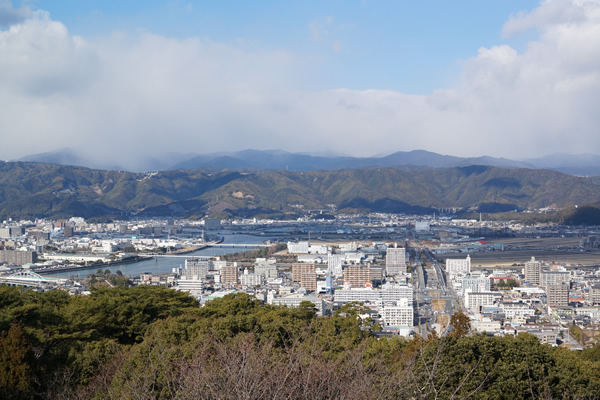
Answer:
1;286;600;399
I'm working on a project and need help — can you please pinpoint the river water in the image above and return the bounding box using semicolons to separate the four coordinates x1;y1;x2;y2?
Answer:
46;232;271;279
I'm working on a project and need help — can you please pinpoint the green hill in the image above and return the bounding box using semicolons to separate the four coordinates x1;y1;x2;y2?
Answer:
1;161;600;220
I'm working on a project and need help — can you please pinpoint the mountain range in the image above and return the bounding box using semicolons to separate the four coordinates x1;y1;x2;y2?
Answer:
15;148;600;176
1;161;599;221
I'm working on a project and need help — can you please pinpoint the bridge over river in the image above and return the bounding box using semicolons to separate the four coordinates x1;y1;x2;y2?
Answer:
139;243;269;258
0;270;67;287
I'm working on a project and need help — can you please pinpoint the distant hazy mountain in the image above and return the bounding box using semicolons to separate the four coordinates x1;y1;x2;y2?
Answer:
18;148;600;176
172;149;532;172
17;149;193;172
18;148;92;168
525;153;600;176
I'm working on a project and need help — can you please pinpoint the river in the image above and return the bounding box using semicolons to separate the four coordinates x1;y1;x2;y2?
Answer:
46;232;272;279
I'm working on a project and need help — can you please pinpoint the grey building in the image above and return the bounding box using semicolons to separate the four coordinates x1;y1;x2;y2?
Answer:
0;250;38;265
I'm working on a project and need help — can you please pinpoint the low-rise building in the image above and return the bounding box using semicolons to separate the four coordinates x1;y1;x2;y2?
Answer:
269;293;325;315
501;302;536;319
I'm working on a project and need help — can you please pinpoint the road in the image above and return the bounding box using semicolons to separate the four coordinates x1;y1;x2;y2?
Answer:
410;235;462;337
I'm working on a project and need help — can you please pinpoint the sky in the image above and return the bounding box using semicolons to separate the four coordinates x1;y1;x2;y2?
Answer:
1;0;600;170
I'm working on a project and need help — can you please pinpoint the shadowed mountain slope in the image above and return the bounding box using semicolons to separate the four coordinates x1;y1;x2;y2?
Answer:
1;161;599;220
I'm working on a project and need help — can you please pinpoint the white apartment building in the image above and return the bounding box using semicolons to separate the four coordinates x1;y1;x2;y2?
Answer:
524;256;542;285
385;245;406;276
287;241;309;254
297;254;326;264
501;302;536;319
575;307;600;322
175;279;204;295
446;255;471;276
309;245;330;255
287;241;330;255
335;285;413;304
381;285;414;302
379;299;414;327
240;269;263;287
268;293;325;315
328;254;343;276
210;260;227;271
464;291;499;312
460;275;491;296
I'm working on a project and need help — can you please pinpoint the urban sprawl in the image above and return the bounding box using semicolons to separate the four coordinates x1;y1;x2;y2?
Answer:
2;213;600;348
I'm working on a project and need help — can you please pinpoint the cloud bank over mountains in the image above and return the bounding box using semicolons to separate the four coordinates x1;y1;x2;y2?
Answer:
1;0;600;171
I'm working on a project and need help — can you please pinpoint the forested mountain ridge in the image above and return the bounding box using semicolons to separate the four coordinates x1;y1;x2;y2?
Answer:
1;161;600;220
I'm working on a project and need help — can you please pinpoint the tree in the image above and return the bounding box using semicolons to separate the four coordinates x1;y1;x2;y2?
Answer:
449;311;471;338
0;323;33;397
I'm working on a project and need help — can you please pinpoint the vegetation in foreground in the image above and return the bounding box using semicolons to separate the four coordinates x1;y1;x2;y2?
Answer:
1;286;600;399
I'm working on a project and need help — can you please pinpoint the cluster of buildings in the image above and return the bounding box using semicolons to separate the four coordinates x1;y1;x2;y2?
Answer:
140;240;416;336
3;215;600;347
445;254;600;346
0;217;225;272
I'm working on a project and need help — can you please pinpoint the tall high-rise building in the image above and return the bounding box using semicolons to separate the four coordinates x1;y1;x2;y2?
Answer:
221;266;239;285
328;254;343;276
547;283;569;307
292;263;315;282
183;259;209;280
541;270;570;288
385;245;406;276
590;284;600;306
524;256;542;286
300;272;317;292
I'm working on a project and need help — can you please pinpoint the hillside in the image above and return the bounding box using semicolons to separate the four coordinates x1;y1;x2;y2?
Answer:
2;289;600;399
1;161;600;220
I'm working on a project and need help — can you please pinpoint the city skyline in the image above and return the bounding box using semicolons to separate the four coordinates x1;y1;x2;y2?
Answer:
1;0;599;168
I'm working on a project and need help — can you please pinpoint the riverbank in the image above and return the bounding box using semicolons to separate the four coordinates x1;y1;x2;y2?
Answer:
34;254;153;275
44;233;269;278
34;240;224;276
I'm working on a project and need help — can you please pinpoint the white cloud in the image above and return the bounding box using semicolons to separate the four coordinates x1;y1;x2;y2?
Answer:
2;0;600;170
0;0;32;28
502;0;589;37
